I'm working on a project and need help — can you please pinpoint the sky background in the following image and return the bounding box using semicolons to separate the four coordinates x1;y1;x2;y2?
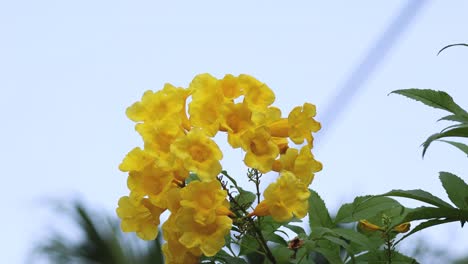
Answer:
1;1;467;263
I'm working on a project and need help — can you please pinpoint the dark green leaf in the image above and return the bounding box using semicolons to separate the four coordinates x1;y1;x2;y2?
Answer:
270;246;293;264
422;126;468;157
379;189;453;208
284;224;306;235
264;232;288;246
402;206;464;222
332;228;375;250
391;89;468;116
234;188;256;210
210;250;248;264
335;196;403;223
439;140;468;156
438;114;468;123
260;216;283;234
308;190;334;228
439;172;468;209
239;235;260;256
394;218;456;246
313;245;343;264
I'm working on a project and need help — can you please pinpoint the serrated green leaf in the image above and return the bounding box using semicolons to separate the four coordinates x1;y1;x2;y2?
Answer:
402;206;464;222
438;114;468;123
439;172;468;209
308;190;334;228
391;88;468;116
270;246;293;264
422;126;468;157
439;140;468;156
209;249;248;264
239;235;259;256
234;188;256;210
379;189;453;208
332;228;375;251
264;232;288;246
284;224;306;235
394;218;455;246
313;244;343;264
260;216;283;234
335;196;403;223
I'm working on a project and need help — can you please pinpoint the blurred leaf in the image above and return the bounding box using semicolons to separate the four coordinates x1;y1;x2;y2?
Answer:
308;190;334;228
233;188;256;211
206;249;248;264
439;140;468;156
270;246;293;264
422;126;468;157
313;241;343;264
379;189;453;208
353;250;418;264
239;235;260;256
186;172;200;184
264;232;288;246
284;224;306;235
395;218;455;246
391;88;468;116
439;172;468;209
335;196;403;223
332;228;376;252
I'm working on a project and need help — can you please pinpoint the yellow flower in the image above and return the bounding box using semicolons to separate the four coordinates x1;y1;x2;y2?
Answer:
175;208;232;257
188;74;224;136
272;146;322;185
180;180;231;225
288;103;321;145
126;165;177;208
116;196;165;240
239;74;275;111
162;216;201;264
126;83;190;126
119;147;154;172
393;222;411;233
171;129;223;181
251;171;310;222
220;102;254;148
219;74;243;100
358;220;411;233
240;126;279;173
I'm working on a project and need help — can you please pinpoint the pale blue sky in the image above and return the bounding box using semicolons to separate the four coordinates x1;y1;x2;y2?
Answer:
1;1;467;263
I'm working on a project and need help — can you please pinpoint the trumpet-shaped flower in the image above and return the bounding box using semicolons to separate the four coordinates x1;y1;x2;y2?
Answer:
175;208;232;257
220;102;254;148
116;196;165;240
180;180;231;225
288;103;321;145
162;216;201;264
126;83;190;125
241;126;279;173
239;74;275;111
119;147;155;172
171;129;223;181
272;146;322;185
251;171;310;222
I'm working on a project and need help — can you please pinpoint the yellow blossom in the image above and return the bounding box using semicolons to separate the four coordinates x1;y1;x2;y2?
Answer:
171;129;223;181
219;74;243;100
272;146;322;185
162;216;201;264
239;74;275;110
251;171;310;222
175;208;232;257
180;180;231;225
241;126;279;173
116;196;165;240
119;147;154;172
220;102;254;148
288;103;321;145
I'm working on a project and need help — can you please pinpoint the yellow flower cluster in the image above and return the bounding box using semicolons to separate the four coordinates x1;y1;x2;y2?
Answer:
116;73;322;262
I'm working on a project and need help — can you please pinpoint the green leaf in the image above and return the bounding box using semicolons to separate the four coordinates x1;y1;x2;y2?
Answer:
439;140;468;156
394;218;455;246
264;232;288;246
270;246;293;264
313;244;343;264
332;228;375;251
284;224;306;235
185;173;200;184
379;189;454;208
422;126;468;157
221;170;238;188
308;190;334;228
208;249;248;264
439;172;468;209
438;114;468;123
391;88;468;116
239;235;260;256
260;216;283;234
234;188;256;210
402;206;464;222
353;250;418;264
335;196;403;223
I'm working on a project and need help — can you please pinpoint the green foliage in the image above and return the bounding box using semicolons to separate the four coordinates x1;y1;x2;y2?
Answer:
308;190;334;228
439;171;468;210
335;196;404;224
353;250;418;264
391;88;468;157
